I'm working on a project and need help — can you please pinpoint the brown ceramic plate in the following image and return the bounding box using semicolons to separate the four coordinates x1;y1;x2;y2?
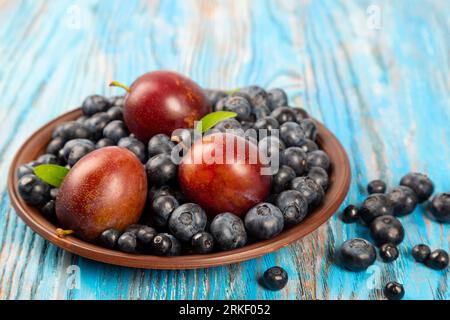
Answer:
8;108;351;269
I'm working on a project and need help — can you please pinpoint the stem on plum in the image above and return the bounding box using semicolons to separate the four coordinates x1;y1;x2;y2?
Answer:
109;81;131;92
56;228;74;238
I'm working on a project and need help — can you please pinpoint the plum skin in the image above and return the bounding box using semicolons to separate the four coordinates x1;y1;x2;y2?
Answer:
55;146;147;242
124;71;211;142
178;133;271;217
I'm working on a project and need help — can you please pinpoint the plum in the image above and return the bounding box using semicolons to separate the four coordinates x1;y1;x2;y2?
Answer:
178;132;271;217
111;71;211;142
55;146;147;241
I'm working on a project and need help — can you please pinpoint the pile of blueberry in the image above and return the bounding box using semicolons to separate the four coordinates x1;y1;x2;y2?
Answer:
337;175;449;300
16;86;331;259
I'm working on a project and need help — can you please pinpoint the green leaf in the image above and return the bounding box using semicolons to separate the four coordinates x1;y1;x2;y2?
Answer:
196;111;237;133
33;164;69;188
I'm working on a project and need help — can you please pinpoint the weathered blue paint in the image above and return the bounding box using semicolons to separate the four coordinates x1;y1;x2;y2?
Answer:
0;0;448;300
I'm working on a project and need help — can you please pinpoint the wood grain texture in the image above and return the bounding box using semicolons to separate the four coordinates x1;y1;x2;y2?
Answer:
0;0;448;300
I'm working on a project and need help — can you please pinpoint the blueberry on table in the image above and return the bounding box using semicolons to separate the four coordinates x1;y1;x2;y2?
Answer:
150;234;172;256
95;138;115;149
191;231;215;254
210;212;247;250
359;193;394;224
425;249;449;270
103;120;130;143
267;88;288;109
427;193;450;223
262;266;288;291
270;107;297;124
369;216;405;246
223;96;252;121
85;112;111;140
162;233;182;256
18;174;50;206
290;176;324;208
16;164;34;179
384;281;405;300
245;203;284;240
117;232;138;253
118;136;147;163
338;238;376;271
400;172;434;203
379;243;399;262
168;203;207;242
148;133;175;157
151;195;179;228
145;154;177;186
281;147;307;176
307;166;329;190
46;136;65;155
299;119;317;141
275;190;308;226
136;226;157;245
306;150;330;171
271;165;296;194
100;229;121;249
387;186;417;216
411;244;431;263
82;95;110;116
367;180;386;194
298;139;319;154
107;106;124;121
341;204;359;223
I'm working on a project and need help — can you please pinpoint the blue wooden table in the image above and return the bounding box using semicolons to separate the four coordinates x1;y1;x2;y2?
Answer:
0;0;449;300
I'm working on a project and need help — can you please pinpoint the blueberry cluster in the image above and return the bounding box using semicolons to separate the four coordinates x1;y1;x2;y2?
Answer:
337;174;449;300
17;86;331;257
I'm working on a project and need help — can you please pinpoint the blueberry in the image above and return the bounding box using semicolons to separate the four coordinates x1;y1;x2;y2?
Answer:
223;96;252;121
82;95;110;116
299;119;317;140
359;194;394;224
279;122;306;147
85;112;111;140
95;138;115;149
214;96;228;112
292;108;309;122
428;193;450;223
191;232;214;254
290;176;324;207
400;172;434;203
306;150;330;171
210;212;247;250
271;165;296;193
46;137;65;155
252;105;271;120
53;121;93;141
214;118;242;132
148;134;175;157
118;136;147;163
241;86;271;110
151;195;179;228
268;88;288;109
117;232;138;253
145;154;177;186
76;115;88;124
103;120;129;143
338;238;376;271
150;233;172;256
369;216;404;246
367;180;386;194
124;224;146;236
16;164;34;179
298;139;319;153
168;203;207;242
387;186;417;216
108;95;125;107
253;116;280;137
245;203;284;240
281;147;307;175
425;249;449;270
18;174;50;206
259;136;285;160
204;89;227;106
307;166;329;190
37;153;59;165
50;188;59;199
162;233;182;256
100;229;121;248
341;204;359;223
262;266;288;291
41;200;56;220
136;226;157;245
270;107;297;124
106;106;124;121
148;185;175;200
67;143;95;166
379;243;399;262
384;282;404;300
275;190;308;226
412;244;430;262
62;139;95;161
